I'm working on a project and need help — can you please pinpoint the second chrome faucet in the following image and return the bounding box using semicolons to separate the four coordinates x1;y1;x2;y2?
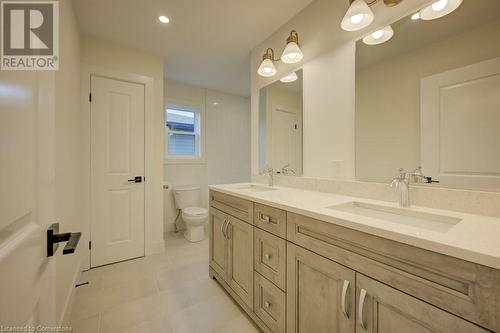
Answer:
390;167;440;207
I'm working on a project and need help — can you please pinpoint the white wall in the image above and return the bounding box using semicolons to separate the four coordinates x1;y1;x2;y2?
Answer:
250;0;433;178
164;80;250;232
55;0;83;324
356;19;500;182
80;36;165;252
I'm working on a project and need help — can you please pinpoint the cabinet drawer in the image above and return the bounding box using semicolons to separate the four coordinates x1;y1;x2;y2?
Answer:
254;228;286;291
254;203;286;238
210;190;253;224
287;212;500;331
254;272;286;333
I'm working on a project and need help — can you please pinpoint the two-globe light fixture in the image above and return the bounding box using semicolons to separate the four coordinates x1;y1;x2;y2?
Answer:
257;30;303;78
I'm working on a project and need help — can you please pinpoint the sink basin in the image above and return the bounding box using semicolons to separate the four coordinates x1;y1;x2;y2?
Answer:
328;202;461;233
232;184;278;192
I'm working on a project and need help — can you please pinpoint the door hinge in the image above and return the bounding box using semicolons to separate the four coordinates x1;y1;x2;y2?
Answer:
89;241;92;250
89;93;92;102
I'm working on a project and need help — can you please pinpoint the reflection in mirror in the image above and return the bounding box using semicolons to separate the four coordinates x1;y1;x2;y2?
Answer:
355;0;500;191
259;69;303;176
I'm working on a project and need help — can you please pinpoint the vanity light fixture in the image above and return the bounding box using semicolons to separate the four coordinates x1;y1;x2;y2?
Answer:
419;0;463;20
257;48;278;77
281;31;303;64
158;15;170;24
362;25;394;45
411;12;421;20
257;30;304;77
280;72;298;83
341;0;403;32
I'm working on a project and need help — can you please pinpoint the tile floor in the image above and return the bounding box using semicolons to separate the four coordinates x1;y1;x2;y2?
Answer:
70;232;260;333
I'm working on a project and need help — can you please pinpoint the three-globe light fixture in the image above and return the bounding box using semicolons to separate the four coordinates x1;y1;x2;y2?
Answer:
342;0;463;46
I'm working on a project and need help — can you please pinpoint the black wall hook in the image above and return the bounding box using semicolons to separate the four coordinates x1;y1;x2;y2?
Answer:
47;223;81;257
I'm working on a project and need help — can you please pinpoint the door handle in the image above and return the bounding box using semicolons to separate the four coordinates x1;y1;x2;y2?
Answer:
127;176;143;183
341;280;350;318
225;222;232;239
358;289;367;330
47;223;81;257
221;219;228;238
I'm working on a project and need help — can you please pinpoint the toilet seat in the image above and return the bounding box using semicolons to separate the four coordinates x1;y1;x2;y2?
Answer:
182;206;207;217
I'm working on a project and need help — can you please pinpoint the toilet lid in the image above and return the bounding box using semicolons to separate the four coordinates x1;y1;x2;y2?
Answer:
183;206;207;216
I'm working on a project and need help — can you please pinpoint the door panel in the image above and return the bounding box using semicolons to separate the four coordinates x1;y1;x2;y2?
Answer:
209;208;228;278
421;56;500;189
0;72;56;325
355;274;490;333
287;243;355;333
90;75;145;267
227;216;254;309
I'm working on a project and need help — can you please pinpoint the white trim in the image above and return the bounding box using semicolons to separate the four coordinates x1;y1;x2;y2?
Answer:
81;64;155;270
58;260;82;326
164;98;206;165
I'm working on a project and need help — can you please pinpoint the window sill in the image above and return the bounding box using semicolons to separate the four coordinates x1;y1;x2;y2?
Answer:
164;157;206;165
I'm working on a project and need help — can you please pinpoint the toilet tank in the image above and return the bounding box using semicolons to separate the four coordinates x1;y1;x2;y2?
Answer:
173;185;201;209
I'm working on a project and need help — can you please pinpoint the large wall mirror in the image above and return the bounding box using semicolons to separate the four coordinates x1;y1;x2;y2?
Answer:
259;69;303;175
355;0;500;190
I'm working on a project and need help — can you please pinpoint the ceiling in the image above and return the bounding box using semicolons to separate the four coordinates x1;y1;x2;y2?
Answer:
73;0;314;96
356;0;500;70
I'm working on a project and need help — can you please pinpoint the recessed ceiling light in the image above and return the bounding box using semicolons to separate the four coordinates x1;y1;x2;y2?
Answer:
158;16;170;24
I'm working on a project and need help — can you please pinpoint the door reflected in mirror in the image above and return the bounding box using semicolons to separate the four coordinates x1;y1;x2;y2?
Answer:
259;69;303;176
355;0;500;191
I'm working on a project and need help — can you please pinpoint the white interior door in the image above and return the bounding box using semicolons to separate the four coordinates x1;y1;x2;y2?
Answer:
0;72;57;325
421;57;500;189
272;107;300;173
90;75;145;267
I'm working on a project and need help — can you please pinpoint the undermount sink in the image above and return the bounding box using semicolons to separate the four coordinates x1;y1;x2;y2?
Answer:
328;202;461;233
232;184;278;192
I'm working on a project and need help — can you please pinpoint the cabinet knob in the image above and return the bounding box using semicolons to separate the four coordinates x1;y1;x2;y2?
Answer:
264;301;271;308
264;253;271;260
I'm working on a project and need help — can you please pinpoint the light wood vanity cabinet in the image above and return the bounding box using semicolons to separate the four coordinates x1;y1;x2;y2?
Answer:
209;190;500;333
209;194;254;310
287;243;356;333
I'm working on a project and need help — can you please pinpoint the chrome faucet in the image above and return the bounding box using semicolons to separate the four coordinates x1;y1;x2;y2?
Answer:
281;164;296;175
390;168;410;207
265;167;275;187
390;167;440;207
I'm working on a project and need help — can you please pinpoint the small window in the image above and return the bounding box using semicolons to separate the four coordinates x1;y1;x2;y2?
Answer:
165;104;203;162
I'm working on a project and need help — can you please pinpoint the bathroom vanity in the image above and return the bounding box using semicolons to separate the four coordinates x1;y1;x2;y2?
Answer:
208;184;500;333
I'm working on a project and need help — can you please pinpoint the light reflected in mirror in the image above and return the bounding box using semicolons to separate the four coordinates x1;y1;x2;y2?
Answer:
355;0;500;191
259;69;303;176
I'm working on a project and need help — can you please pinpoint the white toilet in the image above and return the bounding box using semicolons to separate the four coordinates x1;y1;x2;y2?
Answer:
173;185;208;242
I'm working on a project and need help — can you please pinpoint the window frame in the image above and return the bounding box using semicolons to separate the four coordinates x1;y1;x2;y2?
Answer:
164;100;205;164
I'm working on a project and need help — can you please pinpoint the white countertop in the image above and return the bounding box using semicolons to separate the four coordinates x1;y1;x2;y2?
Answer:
209;183;500;270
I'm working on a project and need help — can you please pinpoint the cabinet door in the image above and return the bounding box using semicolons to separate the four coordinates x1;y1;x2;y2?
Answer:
209;208;228;279
355;274;490;333
287;243;355;333
227;216;254;309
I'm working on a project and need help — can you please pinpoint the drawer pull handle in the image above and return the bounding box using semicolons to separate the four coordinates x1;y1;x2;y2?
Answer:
341;280;350;318
358;289;367;330
264;253;271;260
264;301;271;308
260;213;271;223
